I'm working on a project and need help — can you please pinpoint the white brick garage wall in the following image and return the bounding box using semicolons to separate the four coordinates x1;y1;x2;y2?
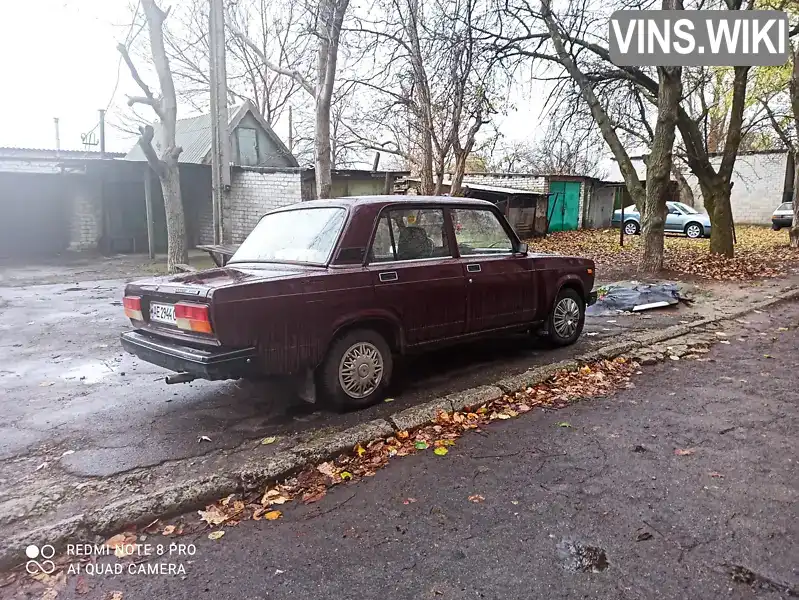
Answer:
222;168;304;243
684;151;789;225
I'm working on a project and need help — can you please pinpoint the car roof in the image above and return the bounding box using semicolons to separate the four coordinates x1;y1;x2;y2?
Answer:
290;195;496;210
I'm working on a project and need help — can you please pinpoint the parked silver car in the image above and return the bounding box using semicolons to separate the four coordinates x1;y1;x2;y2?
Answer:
771;202;793;230
611;201;712;239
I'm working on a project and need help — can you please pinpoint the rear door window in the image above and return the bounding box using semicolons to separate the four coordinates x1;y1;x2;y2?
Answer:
451;208;513;256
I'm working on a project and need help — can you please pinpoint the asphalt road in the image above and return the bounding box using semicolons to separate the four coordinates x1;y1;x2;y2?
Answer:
20;301;798;600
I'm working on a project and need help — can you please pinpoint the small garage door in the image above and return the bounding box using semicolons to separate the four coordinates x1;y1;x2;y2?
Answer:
547;180;581;232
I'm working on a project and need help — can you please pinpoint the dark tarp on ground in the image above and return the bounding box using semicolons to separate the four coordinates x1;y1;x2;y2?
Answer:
587;282;686;316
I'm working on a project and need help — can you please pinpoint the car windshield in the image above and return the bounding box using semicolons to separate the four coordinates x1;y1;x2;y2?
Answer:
230;207;346;265
778;203;793;211
673;202;698;214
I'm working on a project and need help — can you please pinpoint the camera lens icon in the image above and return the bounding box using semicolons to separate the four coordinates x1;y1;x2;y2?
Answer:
25;544;56;574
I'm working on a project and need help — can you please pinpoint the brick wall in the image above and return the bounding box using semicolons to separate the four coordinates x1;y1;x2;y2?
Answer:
683;151;789;225
462;173;548;193
223;168;304;243
68;186;102;251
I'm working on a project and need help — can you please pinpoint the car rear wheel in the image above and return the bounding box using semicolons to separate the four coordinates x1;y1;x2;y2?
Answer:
543;288;585;347
320;329;393;411
684;222;704;239
623;220;640;236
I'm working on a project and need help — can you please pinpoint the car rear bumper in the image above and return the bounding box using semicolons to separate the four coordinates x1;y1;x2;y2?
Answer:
121;331;257;380
772;217;792;227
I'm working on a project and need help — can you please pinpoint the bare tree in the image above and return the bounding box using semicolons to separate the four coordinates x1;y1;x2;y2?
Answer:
119;0;187;272
228;0;349;198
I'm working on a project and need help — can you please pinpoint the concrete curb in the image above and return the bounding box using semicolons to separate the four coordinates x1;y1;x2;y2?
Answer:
3;286;799;570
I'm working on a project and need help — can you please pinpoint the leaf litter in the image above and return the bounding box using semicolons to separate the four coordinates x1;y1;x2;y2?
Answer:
175;357;636;535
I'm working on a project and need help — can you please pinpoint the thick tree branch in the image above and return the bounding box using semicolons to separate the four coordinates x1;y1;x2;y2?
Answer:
117;43;164;121
227;19;315;96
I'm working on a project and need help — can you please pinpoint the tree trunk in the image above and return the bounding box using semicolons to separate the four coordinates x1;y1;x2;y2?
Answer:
789;45;799;248
162;161;187;269
315;99;333;198
791;162;799;248
671;164;695;207
450;152;469;196
141;0;187;273
705;182;734;256
540;0;646;211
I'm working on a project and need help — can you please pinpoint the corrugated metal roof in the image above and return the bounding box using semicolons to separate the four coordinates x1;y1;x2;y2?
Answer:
125;111;215;164
125;101;298;167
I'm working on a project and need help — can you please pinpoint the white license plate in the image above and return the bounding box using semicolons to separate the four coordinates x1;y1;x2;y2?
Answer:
149;302;176;325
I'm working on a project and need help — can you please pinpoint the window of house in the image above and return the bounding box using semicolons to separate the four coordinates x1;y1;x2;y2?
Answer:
237;128;260;166
451;208;513;256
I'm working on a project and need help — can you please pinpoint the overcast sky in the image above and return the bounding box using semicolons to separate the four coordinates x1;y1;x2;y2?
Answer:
0;0;546;156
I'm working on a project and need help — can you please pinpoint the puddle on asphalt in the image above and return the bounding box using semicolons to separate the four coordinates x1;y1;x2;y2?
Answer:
557;540;609;573
61;361;115;384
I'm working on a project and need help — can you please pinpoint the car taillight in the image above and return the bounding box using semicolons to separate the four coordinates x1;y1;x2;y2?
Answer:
174;302;213;334
123;296;143;321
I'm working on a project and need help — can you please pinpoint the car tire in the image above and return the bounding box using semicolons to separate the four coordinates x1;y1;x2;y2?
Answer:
623;220;640;236
772;223;781;231
684;222;704;239
320;328;393;411
543;288;585;347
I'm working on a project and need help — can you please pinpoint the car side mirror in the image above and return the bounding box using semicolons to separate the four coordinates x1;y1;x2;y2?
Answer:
516;242;529;255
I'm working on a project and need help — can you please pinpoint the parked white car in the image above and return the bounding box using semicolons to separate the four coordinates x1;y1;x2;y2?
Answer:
611;202;712;239
771;202;793;230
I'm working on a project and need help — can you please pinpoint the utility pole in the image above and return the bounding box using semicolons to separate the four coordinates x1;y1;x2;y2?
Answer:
288;106;293;153
209;0;231;245
99;109;106;157
53;118;61;152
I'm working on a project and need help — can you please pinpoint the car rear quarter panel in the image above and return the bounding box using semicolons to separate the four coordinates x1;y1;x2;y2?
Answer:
210;269;376;375
531;255;595;317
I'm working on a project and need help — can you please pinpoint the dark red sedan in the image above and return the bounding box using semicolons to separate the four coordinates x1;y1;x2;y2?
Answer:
121;196;596;409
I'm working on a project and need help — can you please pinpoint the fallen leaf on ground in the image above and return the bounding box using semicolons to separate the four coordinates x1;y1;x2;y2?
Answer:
75;576;89;594
414;441;429;450
317;462;336;477
35;462;48;471
302;489;327;504
265;510;282;520
403;498;417;504
198;505;229;526
198;435;212;442
468;494;485;503
162;525;176;535
355;444;366;457
434;447;448;456
262;488;290;506
709;471;725;478
396;430;409;440
556;421;572;428
636;531;653;542
260;436;278;445
384;397;395;403
107;592;123;600
674;448;696;456
340;471;353;480
207;531;225;540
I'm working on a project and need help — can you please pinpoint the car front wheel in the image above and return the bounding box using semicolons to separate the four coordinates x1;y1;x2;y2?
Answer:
623;220;640;235
772;223;781;231
543;288;585;347
320;329;393;410
685;222;704;239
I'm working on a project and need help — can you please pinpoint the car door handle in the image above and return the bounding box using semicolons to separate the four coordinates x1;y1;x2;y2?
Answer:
379;271;398;282
466;264;481;273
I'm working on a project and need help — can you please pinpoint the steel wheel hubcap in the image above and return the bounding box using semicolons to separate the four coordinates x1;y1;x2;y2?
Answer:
339;342;384;399
687;225;700;237
624;223;637;235
553;297;580;338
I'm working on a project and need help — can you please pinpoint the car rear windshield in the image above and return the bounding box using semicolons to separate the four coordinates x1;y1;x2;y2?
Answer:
778;203;793;211
229;207;346;265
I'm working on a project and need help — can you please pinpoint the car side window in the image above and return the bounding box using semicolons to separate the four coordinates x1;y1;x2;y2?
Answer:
451;208;513;256
369;208;451;262
370;216;397;262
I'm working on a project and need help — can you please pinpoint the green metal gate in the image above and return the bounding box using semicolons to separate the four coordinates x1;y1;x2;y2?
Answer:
547;180;581;232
